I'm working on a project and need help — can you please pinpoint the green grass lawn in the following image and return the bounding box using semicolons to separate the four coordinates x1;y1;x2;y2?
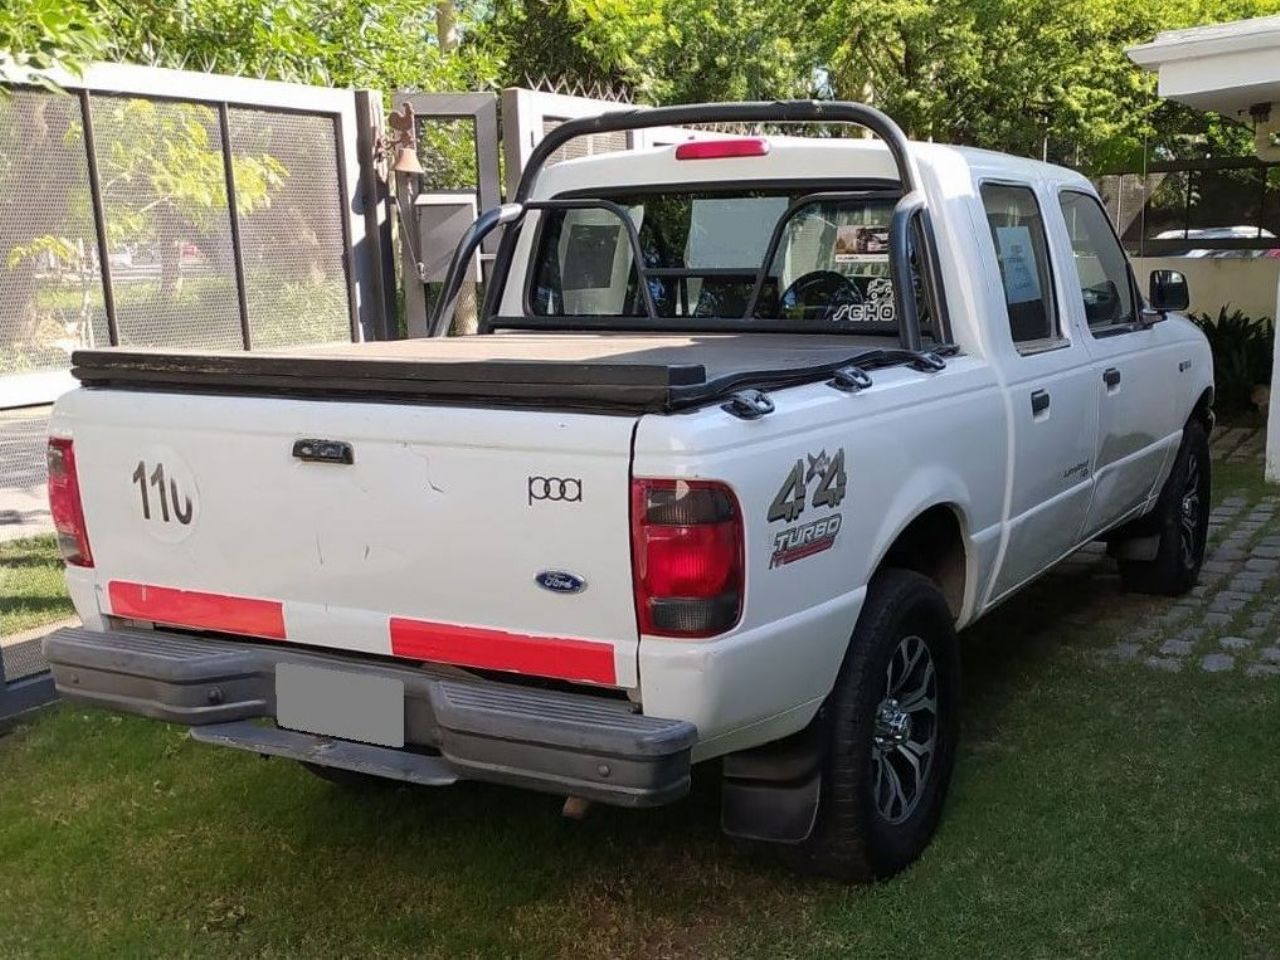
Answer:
1;468;1277;957
0;536;75;638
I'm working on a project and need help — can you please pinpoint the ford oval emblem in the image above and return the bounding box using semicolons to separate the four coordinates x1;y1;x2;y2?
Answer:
536;570;587;594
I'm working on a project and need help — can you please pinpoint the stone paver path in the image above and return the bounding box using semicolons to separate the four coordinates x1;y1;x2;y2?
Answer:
1077;486;1280;677
1210;426;1265;464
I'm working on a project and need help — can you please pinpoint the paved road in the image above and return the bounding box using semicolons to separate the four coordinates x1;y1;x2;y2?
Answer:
0;406;52;542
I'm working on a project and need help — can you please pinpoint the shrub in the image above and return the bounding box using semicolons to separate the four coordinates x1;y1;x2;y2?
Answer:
1191;306;1274;415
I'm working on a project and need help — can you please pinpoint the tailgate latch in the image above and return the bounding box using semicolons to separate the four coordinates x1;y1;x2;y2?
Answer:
292;439;355;464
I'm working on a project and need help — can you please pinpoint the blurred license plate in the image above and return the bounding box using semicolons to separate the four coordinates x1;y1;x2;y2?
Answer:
276;663;404;748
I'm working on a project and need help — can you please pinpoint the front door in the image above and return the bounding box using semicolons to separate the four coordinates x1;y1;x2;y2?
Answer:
978;182;1098;600
1055;189;1177;537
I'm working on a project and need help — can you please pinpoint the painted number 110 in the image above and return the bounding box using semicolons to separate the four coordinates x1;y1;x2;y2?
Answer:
131;460;194;525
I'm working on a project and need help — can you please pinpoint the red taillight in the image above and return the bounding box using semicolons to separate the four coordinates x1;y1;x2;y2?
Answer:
674;137;770;161
631;478;743;638
47;437;93;567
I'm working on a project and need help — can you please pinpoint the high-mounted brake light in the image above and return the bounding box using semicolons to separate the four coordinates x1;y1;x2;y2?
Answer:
47;437;93;567
674;137;770;161
631;478;744;638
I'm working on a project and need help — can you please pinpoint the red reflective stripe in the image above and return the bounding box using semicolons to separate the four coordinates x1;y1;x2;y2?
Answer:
108;581;286;640
389;618;617;685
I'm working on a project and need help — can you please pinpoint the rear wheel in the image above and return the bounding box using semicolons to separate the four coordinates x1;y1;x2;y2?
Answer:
785;568;960;881
1118;419;1210;596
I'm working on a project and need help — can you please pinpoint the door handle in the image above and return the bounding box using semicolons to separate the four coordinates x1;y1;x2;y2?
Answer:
292;439;355;464
1031;389;1050;415
1103;367;1121;388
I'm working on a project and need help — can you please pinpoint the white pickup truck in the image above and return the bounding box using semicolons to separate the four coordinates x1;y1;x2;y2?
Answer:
44;101;1212;881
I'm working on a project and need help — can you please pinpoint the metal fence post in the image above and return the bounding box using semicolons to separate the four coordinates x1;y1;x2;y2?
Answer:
354;90;397;340
218;103;253;351
79;89;119;347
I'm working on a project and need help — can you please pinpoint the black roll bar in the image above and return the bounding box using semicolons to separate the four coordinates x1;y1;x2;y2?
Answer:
435;100;937;348
513;100;918;201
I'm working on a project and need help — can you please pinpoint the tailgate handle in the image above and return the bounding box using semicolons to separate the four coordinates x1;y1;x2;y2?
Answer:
292;439;354;465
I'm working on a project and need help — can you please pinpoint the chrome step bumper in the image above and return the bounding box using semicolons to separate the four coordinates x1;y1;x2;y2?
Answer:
44;626;695;806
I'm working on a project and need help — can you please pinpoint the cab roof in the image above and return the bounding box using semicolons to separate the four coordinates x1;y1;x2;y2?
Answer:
530;135;1092;200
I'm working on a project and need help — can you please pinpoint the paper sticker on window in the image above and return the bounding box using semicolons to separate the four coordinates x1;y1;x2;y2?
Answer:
686;196;789;269
835;225;890;263
563;223;621;291
995;226;1041;304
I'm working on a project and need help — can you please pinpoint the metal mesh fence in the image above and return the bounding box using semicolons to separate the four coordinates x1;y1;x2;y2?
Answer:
2;636;50;683
541;118;629;165
0;90;110;377
91;95;244;351
2;88;359;376
228;108;352;349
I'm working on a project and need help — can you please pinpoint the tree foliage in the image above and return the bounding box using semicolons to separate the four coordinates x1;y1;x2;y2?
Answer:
6;0;1280;170
0;0;104;87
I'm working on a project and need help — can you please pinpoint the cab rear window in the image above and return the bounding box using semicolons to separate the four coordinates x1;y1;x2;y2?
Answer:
528;189;907;329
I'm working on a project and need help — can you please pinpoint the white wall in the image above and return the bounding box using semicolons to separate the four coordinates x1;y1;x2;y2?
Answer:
1132;257;1280;321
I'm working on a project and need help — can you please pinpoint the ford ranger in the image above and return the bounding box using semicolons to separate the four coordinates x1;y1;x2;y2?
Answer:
43;101;1213;881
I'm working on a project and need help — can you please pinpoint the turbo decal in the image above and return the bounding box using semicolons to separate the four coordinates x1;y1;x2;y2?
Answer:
771;513;843;567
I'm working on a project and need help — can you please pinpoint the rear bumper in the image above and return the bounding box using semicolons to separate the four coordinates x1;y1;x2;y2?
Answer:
43;626;695;807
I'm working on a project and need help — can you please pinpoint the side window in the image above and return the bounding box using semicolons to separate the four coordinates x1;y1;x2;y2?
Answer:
1058;191;1136;330
980;183;1058;347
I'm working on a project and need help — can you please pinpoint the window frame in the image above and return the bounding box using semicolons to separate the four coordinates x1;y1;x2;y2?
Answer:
504;180;952;341
1056;187;1145;339
978;178;1066;356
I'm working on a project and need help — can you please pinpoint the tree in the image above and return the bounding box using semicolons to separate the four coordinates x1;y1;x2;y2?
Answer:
812;0;1280;171
0;0;103;84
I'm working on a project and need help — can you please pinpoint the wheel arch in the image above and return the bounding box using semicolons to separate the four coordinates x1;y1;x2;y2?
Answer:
1190;385;1215;433
871;501;971;624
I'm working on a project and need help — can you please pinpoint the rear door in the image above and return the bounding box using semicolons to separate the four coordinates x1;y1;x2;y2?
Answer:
978;181;1098;599
59;388;640;688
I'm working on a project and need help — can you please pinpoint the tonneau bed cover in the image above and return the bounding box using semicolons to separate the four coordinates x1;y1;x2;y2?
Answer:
70;333;923;414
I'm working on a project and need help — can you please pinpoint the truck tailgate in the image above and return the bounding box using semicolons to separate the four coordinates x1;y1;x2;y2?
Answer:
54;388;640;688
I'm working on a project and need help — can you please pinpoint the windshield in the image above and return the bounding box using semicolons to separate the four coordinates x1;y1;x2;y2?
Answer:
528;188;919;332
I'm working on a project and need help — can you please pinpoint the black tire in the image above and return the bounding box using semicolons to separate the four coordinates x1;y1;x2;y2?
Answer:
1118;419;1210;597
784;568;960;882
300;761;395;790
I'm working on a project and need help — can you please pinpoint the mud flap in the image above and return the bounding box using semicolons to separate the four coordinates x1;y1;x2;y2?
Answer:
720;721;825;843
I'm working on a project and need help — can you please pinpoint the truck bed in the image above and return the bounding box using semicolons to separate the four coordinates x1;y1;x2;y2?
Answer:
70;332;909;414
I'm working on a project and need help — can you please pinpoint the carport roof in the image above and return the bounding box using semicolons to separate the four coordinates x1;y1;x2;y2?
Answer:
1128;15;1280;118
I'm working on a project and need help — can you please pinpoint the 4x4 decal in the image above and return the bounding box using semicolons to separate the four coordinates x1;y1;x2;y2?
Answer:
767;448;846;523
767;448;847;568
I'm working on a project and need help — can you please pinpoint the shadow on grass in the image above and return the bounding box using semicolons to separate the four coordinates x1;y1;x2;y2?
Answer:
248;553;1143;893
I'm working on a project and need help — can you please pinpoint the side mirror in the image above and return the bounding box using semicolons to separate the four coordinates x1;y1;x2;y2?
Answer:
1149;269;1189;313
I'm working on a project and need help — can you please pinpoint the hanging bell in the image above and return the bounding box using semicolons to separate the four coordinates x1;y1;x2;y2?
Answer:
393;145;424;175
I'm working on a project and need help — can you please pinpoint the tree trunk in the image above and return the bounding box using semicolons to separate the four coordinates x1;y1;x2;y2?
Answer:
436;1;459;53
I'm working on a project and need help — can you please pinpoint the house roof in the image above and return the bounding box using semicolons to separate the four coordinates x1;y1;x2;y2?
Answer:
1128;16;1280;117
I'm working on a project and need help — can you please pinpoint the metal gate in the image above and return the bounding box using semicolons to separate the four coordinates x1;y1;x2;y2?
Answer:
393;85;724;335
0;62;386;412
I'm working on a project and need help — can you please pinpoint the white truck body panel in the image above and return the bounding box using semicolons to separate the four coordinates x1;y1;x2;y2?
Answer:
51;389;642;687
49;133;1214;761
